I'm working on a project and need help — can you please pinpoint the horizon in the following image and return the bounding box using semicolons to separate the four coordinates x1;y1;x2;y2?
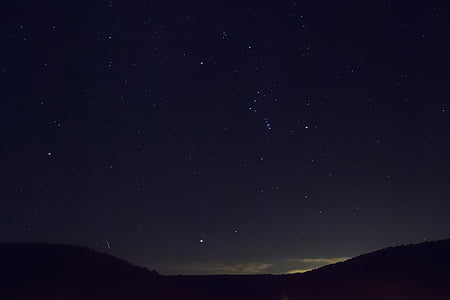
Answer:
4;238;449;276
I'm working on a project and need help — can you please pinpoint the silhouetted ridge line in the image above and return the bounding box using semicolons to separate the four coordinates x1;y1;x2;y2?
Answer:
0;242;159;278
1;239;450;300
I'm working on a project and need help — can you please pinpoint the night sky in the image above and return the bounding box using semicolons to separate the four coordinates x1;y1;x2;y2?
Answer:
1;1;449;275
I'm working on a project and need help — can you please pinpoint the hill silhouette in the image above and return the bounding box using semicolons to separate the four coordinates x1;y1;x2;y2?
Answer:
1;240;450;299
0;243;161;299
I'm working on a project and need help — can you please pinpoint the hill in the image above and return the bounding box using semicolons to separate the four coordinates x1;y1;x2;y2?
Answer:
283;239;450;299
1;240;450;299
0;243;161;299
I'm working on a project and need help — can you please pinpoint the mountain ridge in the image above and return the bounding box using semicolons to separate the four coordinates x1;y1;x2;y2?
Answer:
1;239;450;299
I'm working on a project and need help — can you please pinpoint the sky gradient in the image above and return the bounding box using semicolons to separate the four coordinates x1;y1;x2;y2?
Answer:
1;1;449;275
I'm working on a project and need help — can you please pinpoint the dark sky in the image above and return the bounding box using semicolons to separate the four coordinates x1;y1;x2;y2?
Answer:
1;0;449;275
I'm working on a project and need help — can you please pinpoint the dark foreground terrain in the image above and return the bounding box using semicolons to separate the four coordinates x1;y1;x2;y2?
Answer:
1;239;450;299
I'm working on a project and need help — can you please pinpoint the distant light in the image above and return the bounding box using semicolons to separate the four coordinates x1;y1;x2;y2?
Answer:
47;152;52;156
199;239;204;243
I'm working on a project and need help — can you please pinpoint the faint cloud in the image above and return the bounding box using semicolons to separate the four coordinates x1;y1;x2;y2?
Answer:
290;257;350;264
286;268;314;274
284;257;350;274
149;257;350;275
203;262;273;274
151;262;273;275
